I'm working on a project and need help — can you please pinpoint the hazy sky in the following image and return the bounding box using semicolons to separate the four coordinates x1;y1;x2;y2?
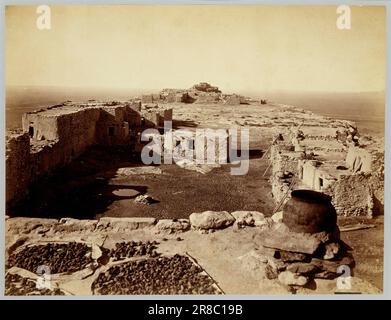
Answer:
6;5;386;93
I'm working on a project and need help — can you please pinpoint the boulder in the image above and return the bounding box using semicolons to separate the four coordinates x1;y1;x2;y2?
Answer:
134;194;156;205
266;256;287;273
189;211;235;230
323;242;341;260
155;219;190;233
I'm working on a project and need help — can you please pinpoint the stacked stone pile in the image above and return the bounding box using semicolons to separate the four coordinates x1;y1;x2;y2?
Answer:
254;190;355;290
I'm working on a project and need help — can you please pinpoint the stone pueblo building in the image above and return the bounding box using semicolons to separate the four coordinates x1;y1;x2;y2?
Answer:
6;100;173;208
269;120;384;217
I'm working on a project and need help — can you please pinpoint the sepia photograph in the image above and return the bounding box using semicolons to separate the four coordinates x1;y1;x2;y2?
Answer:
3;3;386;297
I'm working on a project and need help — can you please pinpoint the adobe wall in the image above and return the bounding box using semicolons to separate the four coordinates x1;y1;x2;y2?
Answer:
6;133;31;206
7;102;173;208
326;174;374;217
95;107;132;146
56;108;101;157
141;94;162;103
141;104;173;128
30;142;65;179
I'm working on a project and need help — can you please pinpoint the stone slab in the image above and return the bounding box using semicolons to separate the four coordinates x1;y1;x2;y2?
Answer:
255;223;321;255
96;217;157;231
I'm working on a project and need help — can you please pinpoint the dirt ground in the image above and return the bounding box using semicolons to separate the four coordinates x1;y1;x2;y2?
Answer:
339;216;384;290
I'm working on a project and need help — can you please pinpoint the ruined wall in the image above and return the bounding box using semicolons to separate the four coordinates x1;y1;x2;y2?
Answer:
141;94;162;103
193;92;221;104
299;158;383;217
29;142;63;179
7;102;175;208
271;177;292;204
8;103;149;207
6;133;31;206
25;109;101;181
141;104;173;128
124;103;142;128
167;130;229;163
159;83;251;105
271;151;302;175
142;110;160;128
163;109;173;125
223;94;246;105
368;173;384;215
56;109;101;158
95;108;131;146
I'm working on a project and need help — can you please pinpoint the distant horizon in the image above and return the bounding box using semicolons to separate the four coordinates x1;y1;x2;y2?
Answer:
6;84;385;137
5;84;386;95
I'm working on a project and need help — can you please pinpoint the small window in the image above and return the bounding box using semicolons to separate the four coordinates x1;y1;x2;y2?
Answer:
28;126;34;137
188;139;195;150
319;177;324;188
108;126;115;136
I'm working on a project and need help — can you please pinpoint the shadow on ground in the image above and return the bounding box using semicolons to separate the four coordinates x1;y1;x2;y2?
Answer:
8;144;274;220
8;146;151;219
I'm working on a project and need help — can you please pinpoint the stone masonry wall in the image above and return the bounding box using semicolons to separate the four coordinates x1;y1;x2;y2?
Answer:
6;133;31;206
7;103;172;208
326;174;374;217
22;114;59;141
